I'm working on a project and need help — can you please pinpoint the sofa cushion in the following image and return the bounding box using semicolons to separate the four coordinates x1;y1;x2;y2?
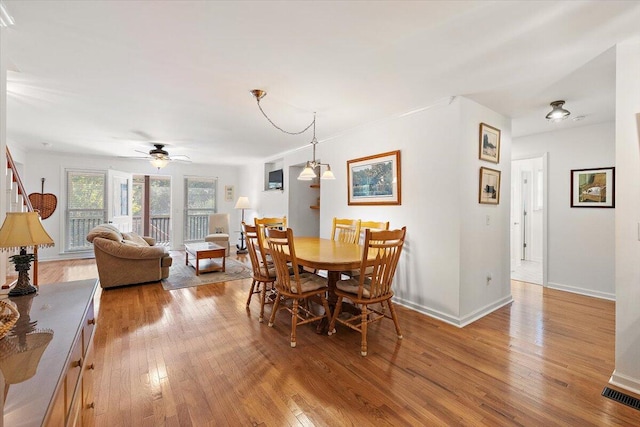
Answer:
122;232;150;247
86;225;123;243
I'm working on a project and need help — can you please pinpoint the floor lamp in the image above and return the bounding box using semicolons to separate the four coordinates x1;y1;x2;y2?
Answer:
235;196;250;254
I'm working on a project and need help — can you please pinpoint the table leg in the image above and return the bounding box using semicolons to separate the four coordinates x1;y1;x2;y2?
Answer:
316;271;341;334
195;255;200;276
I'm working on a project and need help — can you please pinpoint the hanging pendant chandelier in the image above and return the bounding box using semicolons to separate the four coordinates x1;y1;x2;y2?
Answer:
250;89;335;180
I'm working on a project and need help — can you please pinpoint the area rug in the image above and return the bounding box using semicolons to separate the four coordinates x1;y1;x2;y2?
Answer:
162;254;252;290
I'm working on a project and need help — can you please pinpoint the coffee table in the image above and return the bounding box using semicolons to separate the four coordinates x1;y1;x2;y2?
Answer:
184;242;226;275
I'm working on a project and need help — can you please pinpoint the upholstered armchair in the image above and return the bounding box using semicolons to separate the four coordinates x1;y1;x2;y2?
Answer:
86;224;172;289
205;213;230;256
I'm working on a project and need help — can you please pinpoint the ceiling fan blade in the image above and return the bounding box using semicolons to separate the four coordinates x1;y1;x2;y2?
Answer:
134;149;149;155
118;156;150;160
171;154;191;160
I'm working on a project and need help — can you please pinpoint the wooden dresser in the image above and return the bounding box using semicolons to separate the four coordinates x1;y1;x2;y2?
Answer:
1;279;98;426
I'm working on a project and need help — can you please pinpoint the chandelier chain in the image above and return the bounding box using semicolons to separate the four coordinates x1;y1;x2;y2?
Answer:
256;100;315;135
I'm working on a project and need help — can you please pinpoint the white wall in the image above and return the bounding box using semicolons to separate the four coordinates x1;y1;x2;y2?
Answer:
513;122;615;299
458;99;512;322
16;149;240;260
240;96;512;326
611;39;640;395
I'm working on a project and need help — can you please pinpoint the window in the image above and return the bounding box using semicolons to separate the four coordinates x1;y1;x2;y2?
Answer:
132;175;172;244
184;176;217;242
66;170;107;252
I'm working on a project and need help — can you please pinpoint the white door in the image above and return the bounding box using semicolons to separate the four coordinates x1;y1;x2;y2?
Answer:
107;169;133;232
510;164;523;267
521;171;531;260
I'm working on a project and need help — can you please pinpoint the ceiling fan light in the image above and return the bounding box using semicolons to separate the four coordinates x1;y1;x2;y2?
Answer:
321;165;335;180
298;163;317;180
545;100;570;122
150;157;169;169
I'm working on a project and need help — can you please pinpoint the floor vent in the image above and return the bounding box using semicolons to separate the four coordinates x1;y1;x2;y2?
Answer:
602;387;640;411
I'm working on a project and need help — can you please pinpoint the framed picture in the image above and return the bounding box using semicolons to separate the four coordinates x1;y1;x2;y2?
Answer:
224;185;234;202
571;167;615;208
479;123;501;163
347;150;401;205
479;167;501;204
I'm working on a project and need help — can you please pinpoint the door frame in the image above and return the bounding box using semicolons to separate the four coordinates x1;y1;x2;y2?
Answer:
511;153;548;286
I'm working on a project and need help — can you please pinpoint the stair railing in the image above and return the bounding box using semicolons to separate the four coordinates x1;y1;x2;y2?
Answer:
5;146;40;286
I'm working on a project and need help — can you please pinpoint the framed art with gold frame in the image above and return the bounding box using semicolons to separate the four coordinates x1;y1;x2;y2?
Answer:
479;123;501;163
347;150;401;205
479;167;501;204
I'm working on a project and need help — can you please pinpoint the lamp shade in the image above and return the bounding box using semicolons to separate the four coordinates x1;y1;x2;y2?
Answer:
545;100;570;122
0;212;55;251
321;166;336;180
150;157;169;169
234;196;251;209
298;164;317;181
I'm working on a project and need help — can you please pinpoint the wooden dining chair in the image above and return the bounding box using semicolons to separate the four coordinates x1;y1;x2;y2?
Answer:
243;223;277;323
359;220;390;242
329;227;407;356
266;228;332;348
331;218;361;244
340;220;390;279
255;216;287;249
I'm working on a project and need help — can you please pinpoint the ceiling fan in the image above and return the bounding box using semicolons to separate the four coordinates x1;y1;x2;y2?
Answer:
131;143;192;169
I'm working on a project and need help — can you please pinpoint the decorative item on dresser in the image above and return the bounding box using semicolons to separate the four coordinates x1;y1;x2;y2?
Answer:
0;212;55;296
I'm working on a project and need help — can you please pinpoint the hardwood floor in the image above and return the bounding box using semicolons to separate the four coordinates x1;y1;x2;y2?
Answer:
36;257;640;426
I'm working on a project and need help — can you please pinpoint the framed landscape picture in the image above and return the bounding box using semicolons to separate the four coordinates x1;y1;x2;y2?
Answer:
479;167;501;204
347;150;401;205
571;167;615;208
479;123;501;163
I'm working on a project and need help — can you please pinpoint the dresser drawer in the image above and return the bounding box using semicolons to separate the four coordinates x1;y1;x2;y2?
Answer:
82;299;96;355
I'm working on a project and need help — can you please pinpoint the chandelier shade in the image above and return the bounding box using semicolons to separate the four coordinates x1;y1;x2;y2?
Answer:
545;100;570;122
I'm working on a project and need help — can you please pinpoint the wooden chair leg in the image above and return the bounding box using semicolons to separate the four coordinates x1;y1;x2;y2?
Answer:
291;299;299;348
387;299;403;339
328;296;343;336
246;279;257;307
320;295;332;335
360;304;368;356
268;292;281;327
258;281;267;323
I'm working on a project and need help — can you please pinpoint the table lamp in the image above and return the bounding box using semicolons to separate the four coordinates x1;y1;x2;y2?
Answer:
234;196;250;254
0;212;55;296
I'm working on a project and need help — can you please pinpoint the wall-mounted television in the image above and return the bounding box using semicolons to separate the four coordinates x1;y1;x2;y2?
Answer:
268;169;284;190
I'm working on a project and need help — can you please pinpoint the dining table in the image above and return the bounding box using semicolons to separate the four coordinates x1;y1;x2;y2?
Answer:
290;236;367;333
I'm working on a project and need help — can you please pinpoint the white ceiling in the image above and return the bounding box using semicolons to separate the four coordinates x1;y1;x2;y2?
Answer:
4;1;640;166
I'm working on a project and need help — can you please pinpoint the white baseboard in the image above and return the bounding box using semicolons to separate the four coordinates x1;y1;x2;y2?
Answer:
609;370;640;396
547;281;615;301
458;295;514;327
393;294;514;328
